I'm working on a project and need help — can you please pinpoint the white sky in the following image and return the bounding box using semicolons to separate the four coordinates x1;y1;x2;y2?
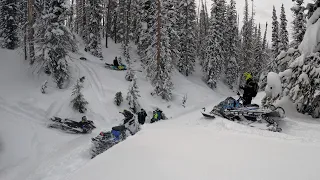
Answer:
196;0;313;44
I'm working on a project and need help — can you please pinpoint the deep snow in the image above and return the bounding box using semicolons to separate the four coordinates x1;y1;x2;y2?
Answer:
0;39;232;180
1;39;320;180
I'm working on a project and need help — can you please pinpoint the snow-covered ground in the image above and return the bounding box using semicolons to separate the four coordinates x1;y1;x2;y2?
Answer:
1;39;320;180
0;40;232;180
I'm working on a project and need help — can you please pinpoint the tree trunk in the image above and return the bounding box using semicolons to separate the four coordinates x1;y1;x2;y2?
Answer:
156;0;161;67
114;13;117;43
105;0;111;48
28;0;35;65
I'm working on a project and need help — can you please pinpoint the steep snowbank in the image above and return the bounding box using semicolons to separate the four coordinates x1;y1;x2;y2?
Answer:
66;109;320;180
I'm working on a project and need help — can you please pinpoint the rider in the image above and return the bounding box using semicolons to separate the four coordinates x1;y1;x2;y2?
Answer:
120;109;134;124
240;72;258;105
137;108;147;125
113;57;119;67
78;116;90;129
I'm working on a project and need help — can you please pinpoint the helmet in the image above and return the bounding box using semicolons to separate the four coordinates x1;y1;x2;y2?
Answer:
82;116;87;121
244;72;252;81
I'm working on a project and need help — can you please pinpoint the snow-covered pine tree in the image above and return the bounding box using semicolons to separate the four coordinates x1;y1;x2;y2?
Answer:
202;0;226;89
143;0;174;100
271;6;280;58
41;80;48;94
277;1;320;117
114;0;126;43
75;0;86;36
239;0;253;78
114;91;123;106
34;0;78;89
16;0;28;60
291;0;306;48
252;24;263;77
130;0;144;45
167;1;180;67
129;0;140;43
126;74;140;113
279;4;289;52
176;0;197;76
258;22;270;90
224;0;239;88
198;0;209;65
137;0;151;59
71;77;88;113
0;0;19;49
122;43;134;81
85;0;103;58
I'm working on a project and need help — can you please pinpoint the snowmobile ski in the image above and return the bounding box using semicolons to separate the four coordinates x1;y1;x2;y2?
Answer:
201;111;216;119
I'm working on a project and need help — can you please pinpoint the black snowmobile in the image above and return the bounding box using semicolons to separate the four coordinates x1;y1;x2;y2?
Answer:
201;94;285;132
91;116;140;159
48;117;96;134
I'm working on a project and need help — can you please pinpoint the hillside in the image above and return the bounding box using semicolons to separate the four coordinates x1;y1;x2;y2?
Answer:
0;40;233;180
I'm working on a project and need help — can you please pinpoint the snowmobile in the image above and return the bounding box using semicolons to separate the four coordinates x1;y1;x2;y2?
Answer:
91;117;140;159
104;63;127;71
48;117;96;134
201;94;285;132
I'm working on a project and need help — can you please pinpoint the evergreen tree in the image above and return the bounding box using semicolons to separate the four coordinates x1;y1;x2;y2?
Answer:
71;77;88;113
122;43;134;81
85;0;103;58
279;4;289;52
239;0;253;78
115;0;126;43
34;0;78;89
114;91;123;106
137;0;151;61
291;0;306;48
271;6;280;58
224;0;239;88
0;0;19;49
143;0;174;100
262;22;268;51
176;0;197;76
105;0;117;47
252;24;263;76
126;75;140;113
202;0;226;89
198;0;209;65
167;1;180;67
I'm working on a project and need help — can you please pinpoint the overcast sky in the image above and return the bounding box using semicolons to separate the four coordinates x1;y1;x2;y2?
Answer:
196;0;313;43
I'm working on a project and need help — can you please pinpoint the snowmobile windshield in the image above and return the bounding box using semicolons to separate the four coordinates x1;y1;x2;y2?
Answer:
217;97;241;110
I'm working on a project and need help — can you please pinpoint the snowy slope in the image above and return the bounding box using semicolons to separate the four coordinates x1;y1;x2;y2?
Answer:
66;94;320;180
2;38;320;180
0;39;232;180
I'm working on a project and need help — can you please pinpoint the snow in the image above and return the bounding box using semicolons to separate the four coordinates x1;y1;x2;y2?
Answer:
290;54;305;68
65;92;320;180
279;69;292;78
1;38;320;180
299;8;320;55
0;39;232;180
265;72;282;98
298;72;310;84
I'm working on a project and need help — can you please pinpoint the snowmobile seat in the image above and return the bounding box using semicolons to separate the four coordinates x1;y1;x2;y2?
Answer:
112;125;126;131
244;104;259;108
